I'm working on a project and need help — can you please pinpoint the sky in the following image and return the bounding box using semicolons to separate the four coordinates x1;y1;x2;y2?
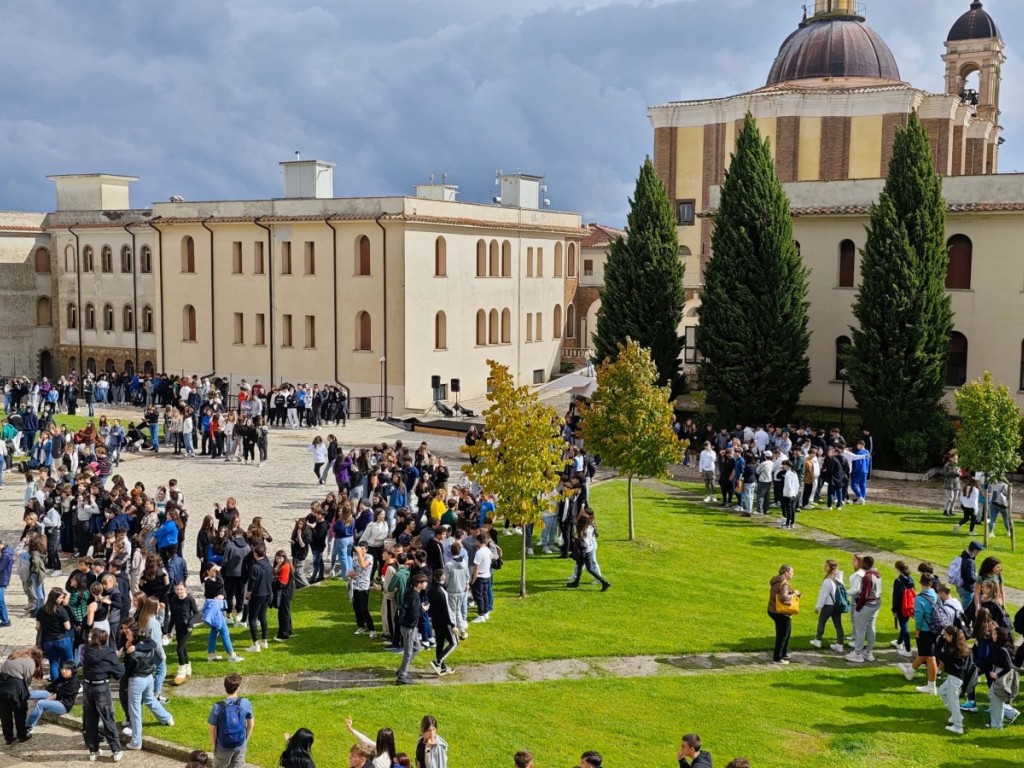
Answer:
1;0;1020;226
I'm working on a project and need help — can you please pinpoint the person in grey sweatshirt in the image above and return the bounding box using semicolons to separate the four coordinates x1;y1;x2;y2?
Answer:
442;542;470;639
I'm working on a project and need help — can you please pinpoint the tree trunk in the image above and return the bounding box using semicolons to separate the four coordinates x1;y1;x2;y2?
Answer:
1011;483;1017;553
982;478;990;549
519;528;528;598
627;474;635;541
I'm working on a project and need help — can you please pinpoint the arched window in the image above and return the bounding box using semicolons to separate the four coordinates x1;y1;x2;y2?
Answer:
66;303;77;329
553;305;562;339
476;309;487;346
34;248;50;273
567;243;577;278
103;303;114;331
183;304;197;341
946;235;972;290
104;358;116;373
434;237;447;277
501;241;511;277
946;332;968;387
182;236;195;273
356;311;372;350
356;235;371;275
64;245;74;272
143;360;154;375
36;297;51;326
86;357;96;374
566;304;577;339
85;302;96;330
140;245;152;274
123;304;134;332
68;356;77;374
121;245;133;273
434;311;447;350
838;240;855;288
123;360;134;375
835;336;851;380
101;245;113;273
554;242;563;277
501;308;511;344
82;246;94;273
489;240;499;276
488;309;499;345
142;305;153;333
476;240;487;277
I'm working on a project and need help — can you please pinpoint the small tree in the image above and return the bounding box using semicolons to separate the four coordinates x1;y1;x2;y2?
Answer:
594;157;686;398
580;339;682;540
955;372;1023;548
696;113;811;424
461;361;565;597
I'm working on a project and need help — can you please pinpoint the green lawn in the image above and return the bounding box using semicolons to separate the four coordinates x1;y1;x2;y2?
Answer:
182;481;897;678
157;669;1021;768
1;408;99;437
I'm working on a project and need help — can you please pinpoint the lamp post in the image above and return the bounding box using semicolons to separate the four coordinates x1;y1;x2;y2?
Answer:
839;368;849;433
379;356;386;419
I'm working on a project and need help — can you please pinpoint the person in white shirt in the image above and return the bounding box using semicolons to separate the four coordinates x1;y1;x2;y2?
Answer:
699;443;717;502
470;534;495;623
812;558;846;653
781;461;801;529
754;427;769;454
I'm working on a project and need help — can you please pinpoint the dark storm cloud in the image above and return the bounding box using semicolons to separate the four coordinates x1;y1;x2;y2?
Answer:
0;1;1021;224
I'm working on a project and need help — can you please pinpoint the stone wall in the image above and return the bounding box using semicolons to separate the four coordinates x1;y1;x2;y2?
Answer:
0;217;54;377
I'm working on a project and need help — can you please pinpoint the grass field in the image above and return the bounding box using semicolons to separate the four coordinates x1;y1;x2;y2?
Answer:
154;669;1020;768
1;408;100;438
181;481;884;677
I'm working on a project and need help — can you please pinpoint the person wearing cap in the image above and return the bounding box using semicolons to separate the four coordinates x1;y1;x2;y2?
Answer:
955;541;984;606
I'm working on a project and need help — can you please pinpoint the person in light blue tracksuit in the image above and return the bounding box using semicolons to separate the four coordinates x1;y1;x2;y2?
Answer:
849;440;872;504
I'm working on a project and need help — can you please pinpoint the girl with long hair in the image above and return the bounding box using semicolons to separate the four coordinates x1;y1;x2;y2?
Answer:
566;512;609;591
273;550;295;641
811;559;845;653
936;626;974;735
36;587;74;680
983;627;1021;729
346;716;396;768
890;561;915;657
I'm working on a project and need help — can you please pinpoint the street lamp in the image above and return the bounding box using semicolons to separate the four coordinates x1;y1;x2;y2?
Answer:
839;368;849;433
379;356;386;419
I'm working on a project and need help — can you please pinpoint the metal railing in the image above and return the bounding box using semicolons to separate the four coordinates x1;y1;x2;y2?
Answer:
561;346;594;361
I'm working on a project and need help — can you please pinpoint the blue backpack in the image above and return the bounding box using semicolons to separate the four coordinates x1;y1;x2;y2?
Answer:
833;580;851;614
217;698;247;748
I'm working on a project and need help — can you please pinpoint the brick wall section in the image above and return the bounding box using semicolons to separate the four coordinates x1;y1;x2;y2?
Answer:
965;138;986;175
922;118;952;176
700;123;727;264
952;125;965;176
775;116;800;183
880;113;908;177
819;117;851;180
653;128;673;193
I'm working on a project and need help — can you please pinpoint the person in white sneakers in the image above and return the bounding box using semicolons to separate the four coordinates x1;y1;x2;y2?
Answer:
936;626;974;735
698;443;717;502
811;559;846;653
846;555;881;663
898;573;940;694
443;542;470;639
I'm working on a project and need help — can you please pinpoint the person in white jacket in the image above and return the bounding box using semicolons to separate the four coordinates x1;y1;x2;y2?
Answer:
812;559;846;653
699;443;717;502
846;554;865;653
781;461;801;529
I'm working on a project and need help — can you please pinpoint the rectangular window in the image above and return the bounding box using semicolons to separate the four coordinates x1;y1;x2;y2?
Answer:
526;247;534;277
584;259;594;277
304;315;316;348
233;312;244;344
304;241;315;275
533;369;545;385
536;247;543;276
283;314;293;347
255;313;266;346
684;326;704;364
677;200;696;226
281;241;292;275
254;242;265;274
526;313;533;342
232;241;243;274
536;312;543;341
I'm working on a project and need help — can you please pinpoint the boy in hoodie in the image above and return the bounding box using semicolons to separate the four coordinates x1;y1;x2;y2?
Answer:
0;540;11;627
847;555;881;663
677;734;711;768
26;660;80;732
428;569;457;676
443;541;470;639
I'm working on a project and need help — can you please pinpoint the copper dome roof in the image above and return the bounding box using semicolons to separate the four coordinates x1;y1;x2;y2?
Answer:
766;17;901;87
947;1;1000;42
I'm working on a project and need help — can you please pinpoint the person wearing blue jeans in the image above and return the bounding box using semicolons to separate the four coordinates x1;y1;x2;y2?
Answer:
122;630;174;749
26;662;79;730
0;541;12;627
36;588;74;679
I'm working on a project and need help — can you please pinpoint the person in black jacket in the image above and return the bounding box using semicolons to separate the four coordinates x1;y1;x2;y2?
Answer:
677;734;712;768
427;570;457;676
244;542;273;653
984;627;1021;729
25;660;79;732
396;574;428;685
169;582;199;685
937;626;975;735
81;628;123;759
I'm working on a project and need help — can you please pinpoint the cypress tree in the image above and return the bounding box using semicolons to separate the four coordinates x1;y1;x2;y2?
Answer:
845;112;953;467
696;113;810;425
594;158;685;397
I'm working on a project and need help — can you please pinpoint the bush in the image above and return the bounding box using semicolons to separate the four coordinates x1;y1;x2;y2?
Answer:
893;432;930;473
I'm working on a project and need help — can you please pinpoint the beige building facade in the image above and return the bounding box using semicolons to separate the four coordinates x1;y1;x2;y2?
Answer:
647;0;1018;409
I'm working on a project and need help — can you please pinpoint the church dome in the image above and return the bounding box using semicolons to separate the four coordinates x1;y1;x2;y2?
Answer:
766;17;901;87
947;1;1000;42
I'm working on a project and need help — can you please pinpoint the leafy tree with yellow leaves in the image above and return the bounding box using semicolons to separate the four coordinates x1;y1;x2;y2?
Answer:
461;361;566;597
581;339;682;540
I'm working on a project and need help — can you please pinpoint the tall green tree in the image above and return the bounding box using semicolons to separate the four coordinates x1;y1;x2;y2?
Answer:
594;157;686;398
955;372;1022;548
845;112;953;468
696;113;811;424
460;361;565;597
580;339;682;540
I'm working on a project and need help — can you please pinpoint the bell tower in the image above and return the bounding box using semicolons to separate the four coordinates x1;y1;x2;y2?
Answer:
811;0;861;18
943;1;1004;125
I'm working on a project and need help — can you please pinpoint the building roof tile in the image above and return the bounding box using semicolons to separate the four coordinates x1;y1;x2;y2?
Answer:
581;223;625;248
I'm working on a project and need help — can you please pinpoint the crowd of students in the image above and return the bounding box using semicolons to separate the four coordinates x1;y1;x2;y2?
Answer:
769;543;1022;733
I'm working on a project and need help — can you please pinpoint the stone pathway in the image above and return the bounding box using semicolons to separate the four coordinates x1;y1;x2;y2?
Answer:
644;479;1024;606
0;722;185;768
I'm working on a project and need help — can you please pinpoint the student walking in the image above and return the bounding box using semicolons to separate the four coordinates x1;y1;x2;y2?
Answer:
767;565;800;664
169;582;199;685
207;673;254;768
396;574;429;685
566;512;610;591
80;629;123;760
811;559;846;653
890;561;916;658
983;627;1021;729
846;555;881;663
937;626;975;735
953;478;981;534
898;573;941;694
121;623;174;750
427;570;458;676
